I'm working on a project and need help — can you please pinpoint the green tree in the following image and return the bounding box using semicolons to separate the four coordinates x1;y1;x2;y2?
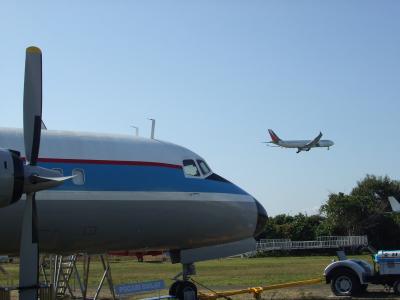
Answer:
351;175;400;212
259;214;325;241
260;175;400;249
320;192;376;235
319;175;400;249
289;214;324;240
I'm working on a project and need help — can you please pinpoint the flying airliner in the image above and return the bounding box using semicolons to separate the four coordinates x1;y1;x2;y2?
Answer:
0;47;268;300
267;129;334;153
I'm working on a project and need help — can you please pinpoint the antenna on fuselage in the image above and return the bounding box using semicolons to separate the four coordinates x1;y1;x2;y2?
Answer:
148;118;155;139
130;125;139;136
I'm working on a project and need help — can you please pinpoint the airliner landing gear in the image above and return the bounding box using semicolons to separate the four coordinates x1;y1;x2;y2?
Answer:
170;281;197;300
169;263;198;300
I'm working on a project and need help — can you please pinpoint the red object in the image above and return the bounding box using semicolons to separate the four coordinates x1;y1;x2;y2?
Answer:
22;157;181;169
108;250;163;260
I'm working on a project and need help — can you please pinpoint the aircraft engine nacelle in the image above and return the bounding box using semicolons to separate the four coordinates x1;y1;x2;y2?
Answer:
0;148;24;208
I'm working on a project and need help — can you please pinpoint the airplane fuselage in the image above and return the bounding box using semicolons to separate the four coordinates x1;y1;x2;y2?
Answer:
275;139;334;149
0;128;266;255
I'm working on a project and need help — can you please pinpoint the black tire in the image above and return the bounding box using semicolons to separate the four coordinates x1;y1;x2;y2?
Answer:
360;284;368;293
393;280;400;295
175;281;197;300
169;281;181;297
330;269;361;296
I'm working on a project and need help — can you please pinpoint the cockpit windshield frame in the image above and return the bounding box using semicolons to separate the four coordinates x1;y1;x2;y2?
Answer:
182;159;201;178
196;160;212;176
182;159;212;179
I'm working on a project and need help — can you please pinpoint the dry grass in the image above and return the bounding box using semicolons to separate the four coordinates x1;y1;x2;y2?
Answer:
0;255;382;300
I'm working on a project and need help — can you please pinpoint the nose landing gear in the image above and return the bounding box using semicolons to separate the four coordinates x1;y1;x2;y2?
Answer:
169;263;198;300
170;281;198;300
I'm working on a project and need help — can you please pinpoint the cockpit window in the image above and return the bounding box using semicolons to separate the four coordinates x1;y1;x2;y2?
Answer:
197;160;211;175
183;160;200;177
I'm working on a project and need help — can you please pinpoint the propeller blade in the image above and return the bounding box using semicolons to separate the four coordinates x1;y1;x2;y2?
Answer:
19;193;39;300
23;46;42;166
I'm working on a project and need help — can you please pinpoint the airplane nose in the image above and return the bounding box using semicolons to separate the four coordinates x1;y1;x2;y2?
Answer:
253;199;268;238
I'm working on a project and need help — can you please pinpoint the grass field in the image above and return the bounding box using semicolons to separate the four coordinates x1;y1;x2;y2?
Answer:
0;255;376;299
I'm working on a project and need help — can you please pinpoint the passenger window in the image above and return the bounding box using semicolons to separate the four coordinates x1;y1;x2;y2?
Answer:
183;160;200;177
197;160;211;175
72;169;85;185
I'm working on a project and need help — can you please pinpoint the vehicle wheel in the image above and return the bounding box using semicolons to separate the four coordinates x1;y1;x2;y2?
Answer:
169;281;181;297
176;281;197;300
330;270;361;296
360;284;368;293
393;280;400;295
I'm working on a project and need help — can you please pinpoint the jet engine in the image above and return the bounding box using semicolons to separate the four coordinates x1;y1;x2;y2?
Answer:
0;148;24;208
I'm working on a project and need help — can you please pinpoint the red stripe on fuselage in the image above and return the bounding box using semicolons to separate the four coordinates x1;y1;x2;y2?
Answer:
31;157;182;169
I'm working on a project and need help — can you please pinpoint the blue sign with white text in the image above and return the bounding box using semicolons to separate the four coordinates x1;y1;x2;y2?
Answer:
115;280;165;296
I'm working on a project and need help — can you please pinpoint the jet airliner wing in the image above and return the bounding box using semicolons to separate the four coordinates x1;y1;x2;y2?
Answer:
262;142;281;147
304;132;323;149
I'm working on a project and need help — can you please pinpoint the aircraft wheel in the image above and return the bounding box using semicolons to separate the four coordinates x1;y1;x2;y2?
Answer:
169;281;180;297
393;280;400;295
175;281;197;300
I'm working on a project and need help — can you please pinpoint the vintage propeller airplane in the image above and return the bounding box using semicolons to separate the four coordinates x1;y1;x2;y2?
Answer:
0;47;268;300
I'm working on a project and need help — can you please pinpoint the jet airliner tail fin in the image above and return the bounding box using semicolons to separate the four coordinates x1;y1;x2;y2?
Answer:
388;196;400;212
268;129;281;143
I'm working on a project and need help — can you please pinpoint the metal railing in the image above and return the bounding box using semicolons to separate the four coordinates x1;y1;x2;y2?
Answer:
256;236;368;252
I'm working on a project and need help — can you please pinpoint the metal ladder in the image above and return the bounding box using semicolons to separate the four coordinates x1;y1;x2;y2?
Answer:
40;254;78;298
55;255;77;297
39;254;115;300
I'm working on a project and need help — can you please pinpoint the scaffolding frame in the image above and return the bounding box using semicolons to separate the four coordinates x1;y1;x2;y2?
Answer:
40;254;116;300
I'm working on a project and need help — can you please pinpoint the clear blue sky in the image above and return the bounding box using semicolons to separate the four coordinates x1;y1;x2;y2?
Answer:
1;1;400;215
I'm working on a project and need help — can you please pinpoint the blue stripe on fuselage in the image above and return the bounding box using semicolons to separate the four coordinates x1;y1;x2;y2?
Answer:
38;162;247;195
